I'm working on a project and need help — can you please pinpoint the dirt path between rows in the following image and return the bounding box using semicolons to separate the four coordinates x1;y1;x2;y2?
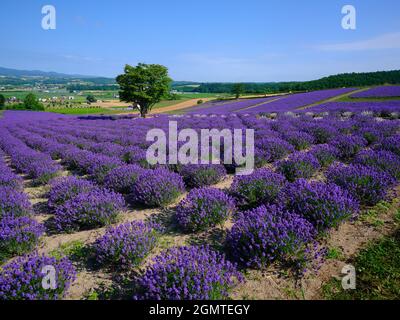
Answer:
236;97;284;112
151;98;212;114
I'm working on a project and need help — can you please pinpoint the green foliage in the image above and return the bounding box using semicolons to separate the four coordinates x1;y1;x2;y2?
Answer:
232;83;245;99
326;247;344;260
86;94;97;103
49;240;87;261
116;63;172;117
22;93;44;110
0;94;5;109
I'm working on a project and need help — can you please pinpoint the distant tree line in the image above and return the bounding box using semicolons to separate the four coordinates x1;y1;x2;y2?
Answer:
191;70;400;94
3;93;44;111
66;84;119;91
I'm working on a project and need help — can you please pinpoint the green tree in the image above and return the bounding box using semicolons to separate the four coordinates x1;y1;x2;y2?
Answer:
86;94;97;104
232;83;244;99
23;93;44;111
0;94;5;109
116;63;172;118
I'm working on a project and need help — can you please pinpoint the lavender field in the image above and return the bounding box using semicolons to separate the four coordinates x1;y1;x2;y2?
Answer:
350;86;400;98
1;101;399;300
188;88;357;115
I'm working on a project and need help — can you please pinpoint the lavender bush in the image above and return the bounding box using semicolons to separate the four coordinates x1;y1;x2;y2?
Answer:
276;152;320;182
309;144;339;167
283;131;315;151
354;150;400;180
226;205;315;268
0;254;76;300
54;189;125;232
256;137;295;162
229;168;287;209
48;176;96;211
376;135;400;156
132;169;185;207
0;216;44;261
0;164;23;190
176;188;235;232
0;186;31;218
326;163;395;206
103;164;145;194
134;245;242;300
283;179;359;232
177;164;226;188
330;135;367;160
94;221;158;269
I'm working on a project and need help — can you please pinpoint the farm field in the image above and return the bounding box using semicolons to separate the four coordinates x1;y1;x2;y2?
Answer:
349;85;400;98
1;86;400;301
184;88;359;115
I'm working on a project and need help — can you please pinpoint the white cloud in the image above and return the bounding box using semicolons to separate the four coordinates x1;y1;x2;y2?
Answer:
315;32;400;51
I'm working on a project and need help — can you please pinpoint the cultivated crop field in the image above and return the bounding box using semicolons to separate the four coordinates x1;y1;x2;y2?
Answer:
0;87;400;300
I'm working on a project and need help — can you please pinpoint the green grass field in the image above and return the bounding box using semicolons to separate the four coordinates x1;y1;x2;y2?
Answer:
323;217;400;300
336;96;400;102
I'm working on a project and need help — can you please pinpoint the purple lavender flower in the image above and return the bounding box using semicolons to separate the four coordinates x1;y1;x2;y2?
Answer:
0;164;23;190
226;205;316;268
230;168;287;209
302;123;338;144
256;137;295;162
330;135;367;160
86;155;124;183
353;150;400;180
94;221;158;269
134;245;242;300
103;164;145;194
177;164;226;188
132;168;185;207
0;254;76;300
0;186;31;218
176;188;235;232
122;146;151;168
283;131;315;151
350;86;400;98
276;152;320;182
54;189;125;232
309;144;339;167
375;134;400;156
326;163;396;206
282;179;359;232
48;176;97;211
0;216;44;261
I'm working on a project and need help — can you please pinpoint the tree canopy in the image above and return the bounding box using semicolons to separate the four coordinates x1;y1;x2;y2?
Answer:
23;93;44;111
232;83;244;99
0;94;5;109
86;94;97;103
116;63;172;117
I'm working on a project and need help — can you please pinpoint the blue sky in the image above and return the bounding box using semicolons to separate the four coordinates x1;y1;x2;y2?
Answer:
0;0;400;81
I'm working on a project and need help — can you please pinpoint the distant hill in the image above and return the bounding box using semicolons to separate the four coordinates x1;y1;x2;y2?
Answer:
0;66;99;79
0;66;117;88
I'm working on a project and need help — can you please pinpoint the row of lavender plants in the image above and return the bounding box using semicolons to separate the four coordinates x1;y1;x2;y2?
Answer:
0;147;77;300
